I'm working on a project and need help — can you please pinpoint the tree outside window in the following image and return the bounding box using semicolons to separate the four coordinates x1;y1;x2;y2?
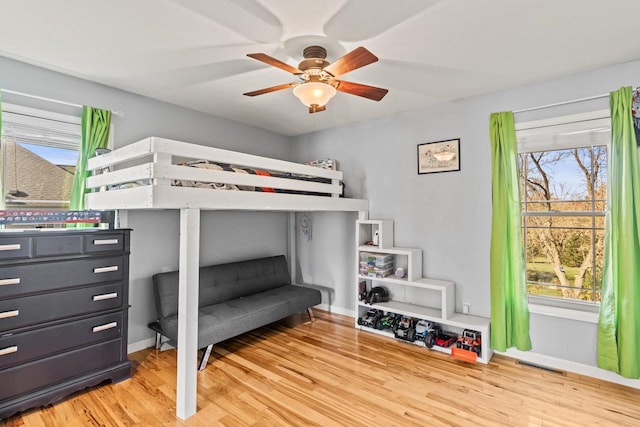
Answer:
519;145;606;303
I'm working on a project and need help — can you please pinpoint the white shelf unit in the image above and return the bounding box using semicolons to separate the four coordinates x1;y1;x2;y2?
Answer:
355;219;493;364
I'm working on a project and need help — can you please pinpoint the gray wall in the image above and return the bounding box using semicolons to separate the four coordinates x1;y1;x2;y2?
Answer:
292;59;640;369
1;56;293;345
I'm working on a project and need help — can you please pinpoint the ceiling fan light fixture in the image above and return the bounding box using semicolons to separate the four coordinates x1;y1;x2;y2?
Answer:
293;82;336;109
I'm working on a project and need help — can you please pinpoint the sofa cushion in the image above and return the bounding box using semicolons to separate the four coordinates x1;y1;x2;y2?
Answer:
199;255;291;307
160;284;321;348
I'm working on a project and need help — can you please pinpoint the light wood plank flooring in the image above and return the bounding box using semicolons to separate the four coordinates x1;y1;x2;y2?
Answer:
4;310;640;426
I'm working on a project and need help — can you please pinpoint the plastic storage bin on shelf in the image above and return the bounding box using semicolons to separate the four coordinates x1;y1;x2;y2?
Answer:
360;252;394;266
360;257;394;278
361;266;394;278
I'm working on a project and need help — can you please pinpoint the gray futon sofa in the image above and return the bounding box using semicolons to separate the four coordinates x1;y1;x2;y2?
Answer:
151;255;321;370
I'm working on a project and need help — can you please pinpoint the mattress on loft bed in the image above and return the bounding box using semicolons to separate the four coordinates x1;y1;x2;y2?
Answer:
108;158;343;197
171;159;342;196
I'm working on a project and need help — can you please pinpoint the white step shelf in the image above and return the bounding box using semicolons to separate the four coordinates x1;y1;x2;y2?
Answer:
356;219;492;364
356;276;455;319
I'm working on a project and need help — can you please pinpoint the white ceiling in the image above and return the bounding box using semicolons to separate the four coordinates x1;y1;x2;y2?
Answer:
1;0;639;136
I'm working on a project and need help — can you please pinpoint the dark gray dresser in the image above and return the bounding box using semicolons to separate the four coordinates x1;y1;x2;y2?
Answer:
0;229;131;419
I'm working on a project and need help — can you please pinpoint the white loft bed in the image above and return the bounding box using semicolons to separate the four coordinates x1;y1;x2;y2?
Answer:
84;137;368;420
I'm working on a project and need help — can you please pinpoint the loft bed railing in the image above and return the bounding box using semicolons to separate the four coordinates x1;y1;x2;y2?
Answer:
85;137;367;212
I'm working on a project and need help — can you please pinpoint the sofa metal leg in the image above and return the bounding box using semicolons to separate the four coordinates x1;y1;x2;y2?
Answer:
155;332;162;349
307;307;315;322
199;345;213;371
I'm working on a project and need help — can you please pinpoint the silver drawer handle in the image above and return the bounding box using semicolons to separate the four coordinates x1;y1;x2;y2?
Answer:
93;265;118;273
93;239;119;245
0;310;19;319
0;345;18;356
93;322;117;333
93;292;118;301
0;278;20;286
0;244;21;251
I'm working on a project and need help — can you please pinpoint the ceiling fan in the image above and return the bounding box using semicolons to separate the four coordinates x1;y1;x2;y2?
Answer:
243;45;388;113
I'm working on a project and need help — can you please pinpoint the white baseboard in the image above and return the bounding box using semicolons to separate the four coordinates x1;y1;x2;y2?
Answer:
128;337;156;354
498;348;640;390
315;303;355;318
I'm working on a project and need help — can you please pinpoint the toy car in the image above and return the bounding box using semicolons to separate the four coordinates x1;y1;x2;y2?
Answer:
434;330;457;348
357;309;383;328
393;316;416;342
456;329;481;355
414;320;440;348
375;312;398;330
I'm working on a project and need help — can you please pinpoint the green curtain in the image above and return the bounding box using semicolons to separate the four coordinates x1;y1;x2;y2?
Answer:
597;86;640;378
69;106;111;211
489;111;532;352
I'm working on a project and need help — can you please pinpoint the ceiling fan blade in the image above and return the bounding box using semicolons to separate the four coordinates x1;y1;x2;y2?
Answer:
323;47;378;77
247;53;302;74
335;80;388;101
243;82;296;97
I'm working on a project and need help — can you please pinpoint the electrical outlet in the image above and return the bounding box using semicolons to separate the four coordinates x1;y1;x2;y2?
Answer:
463;303;470;314
304;275;312;284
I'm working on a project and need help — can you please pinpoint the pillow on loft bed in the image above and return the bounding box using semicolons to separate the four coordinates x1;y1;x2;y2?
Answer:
173;159;342;195
304;158;338;171
173;160;252;191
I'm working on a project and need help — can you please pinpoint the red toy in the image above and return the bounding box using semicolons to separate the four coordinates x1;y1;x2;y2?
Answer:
434;331;457;348
456;329;481;355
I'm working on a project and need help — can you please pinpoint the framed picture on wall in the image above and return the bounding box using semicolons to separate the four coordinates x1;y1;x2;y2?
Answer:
417;138;460;174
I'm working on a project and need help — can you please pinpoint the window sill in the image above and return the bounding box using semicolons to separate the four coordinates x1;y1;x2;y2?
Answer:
528;303;599;323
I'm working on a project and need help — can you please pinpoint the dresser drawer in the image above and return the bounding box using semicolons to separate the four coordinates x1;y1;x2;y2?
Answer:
84;233;125;253
0;339;124;401
0;256;124;299
0;237;32;261
34;234;83;257
0;283;123;332
0;311;124;370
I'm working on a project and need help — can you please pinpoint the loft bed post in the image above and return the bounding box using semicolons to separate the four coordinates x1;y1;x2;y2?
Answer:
288;212;297;284
153;151;171;186
116;209;129;228
176;208;200;420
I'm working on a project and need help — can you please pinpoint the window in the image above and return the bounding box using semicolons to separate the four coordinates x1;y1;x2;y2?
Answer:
1;103;81;212
517;110;609;304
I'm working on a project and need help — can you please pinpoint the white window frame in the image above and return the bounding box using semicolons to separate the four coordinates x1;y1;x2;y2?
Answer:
516;109;610;322
1;103;114;149
1;102;114;211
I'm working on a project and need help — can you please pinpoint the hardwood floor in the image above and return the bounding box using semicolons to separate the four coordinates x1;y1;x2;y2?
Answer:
4;310;640;426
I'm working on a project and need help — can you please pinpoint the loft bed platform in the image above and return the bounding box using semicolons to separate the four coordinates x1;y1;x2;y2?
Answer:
85;184;368;212
85;136;368;213
84;136;368;421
